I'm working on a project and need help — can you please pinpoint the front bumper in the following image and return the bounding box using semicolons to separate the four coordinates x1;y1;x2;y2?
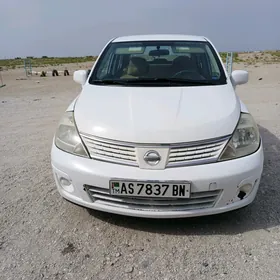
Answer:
51;143;264;218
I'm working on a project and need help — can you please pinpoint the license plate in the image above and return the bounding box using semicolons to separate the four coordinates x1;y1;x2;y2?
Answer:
109;180;191;198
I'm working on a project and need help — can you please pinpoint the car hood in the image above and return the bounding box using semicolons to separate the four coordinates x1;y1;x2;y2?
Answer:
74;84;240;143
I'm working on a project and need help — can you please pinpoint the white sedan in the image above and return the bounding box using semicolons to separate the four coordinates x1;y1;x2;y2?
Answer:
51;34;264;218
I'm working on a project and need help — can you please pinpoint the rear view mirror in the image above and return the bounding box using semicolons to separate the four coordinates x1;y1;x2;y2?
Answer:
231;70;248;86
149;49;169;56
73;70;87;85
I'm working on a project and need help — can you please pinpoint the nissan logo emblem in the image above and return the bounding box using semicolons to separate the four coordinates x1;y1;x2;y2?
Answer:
143;151;161;166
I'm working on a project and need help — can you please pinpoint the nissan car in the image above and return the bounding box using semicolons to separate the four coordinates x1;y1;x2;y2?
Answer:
51;34;264;218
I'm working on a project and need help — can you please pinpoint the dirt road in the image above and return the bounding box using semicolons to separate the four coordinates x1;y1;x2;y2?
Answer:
1;64;280;280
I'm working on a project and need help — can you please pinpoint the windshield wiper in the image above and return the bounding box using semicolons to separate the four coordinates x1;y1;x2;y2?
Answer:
121;78;218;86
92;78;218;86
92;79;129;85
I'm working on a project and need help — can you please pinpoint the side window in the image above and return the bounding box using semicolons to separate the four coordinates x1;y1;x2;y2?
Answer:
205;45;221;79
110;54;131;77
95;52;113;79
110;54;125;75
194;53;211;78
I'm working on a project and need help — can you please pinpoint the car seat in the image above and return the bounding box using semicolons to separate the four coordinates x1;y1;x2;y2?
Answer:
171;56;197;75
121;57;149;78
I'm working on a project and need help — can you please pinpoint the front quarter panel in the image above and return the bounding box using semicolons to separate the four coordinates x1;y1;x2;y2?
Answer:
238;97;249;113
66;95;80;112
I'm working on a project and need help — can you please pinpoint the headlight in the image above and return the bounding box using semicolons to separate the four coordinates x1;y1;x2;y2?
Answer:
54;111;89;157
219;113;260;161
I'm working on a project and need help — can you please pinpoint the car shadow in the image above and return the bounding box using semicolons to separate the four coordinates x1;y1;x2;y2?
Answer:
87;125;280;235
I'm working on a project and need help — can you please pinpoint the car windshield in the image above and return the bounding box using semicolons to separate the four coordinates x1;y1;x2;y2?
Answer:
89;40;227;86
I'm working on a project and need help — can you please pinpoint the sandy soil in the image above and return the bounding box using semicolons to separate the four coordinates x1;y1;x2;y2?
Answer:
1;63;280;280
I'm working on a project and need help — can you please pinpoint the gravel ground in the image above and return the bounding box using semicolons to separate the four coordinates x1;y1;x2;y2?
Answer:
1;64;280;280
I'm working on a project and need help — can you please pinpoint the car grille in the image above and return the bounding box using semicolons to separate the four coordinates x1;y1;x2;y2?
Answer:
166;138;228;167
84;185;222;212
81;134;138;166
81;133;230;168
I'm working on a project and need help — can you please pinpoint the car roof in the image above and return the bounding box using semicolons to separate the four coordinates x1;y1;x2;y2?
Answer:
112;34;208;43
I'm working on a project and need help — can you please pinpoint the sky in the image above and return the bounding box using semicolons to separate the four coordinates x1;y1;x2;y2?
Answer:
1;0;279;58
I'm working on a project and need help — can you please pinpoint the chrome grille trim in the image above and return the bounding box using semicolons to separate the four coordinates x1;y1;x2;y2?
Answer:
81;134;138;166
167;138;228;167
80;133;230;168
84;185;222;212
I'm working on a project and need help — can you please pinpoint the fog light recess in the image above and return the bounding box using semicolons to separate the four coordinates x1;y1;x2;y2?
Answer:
59;177;74;193
237;183;253;200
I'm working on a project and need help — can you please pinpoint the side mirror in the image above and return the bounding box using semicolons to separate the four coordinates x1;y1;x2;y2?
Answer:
73;70;87;85
231;70;248;86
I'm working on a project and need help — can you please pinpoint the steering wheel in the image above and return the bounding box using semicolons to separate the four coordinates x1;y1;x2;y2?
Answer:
172;70;205;80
